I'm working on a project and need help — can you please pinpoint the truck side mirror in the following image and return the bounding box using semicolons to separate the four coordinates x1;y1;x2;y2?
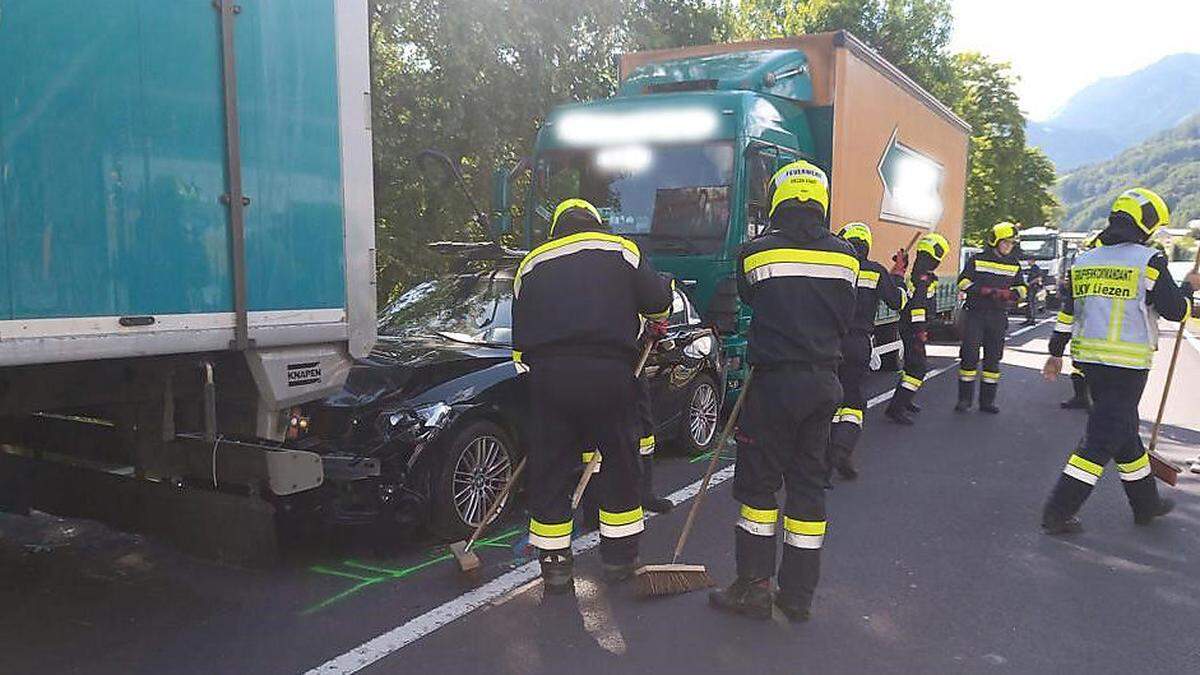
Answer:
489;158;530;239
490;168;512;237
708;276;739;335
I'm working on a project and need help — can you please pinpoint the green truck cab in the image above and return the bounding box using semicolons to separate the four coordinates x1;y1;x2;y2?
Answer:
496;33;970;388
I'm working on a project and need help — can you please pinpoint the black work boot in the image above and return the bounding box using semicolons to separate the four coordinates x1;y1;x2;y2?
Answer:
641;456;673;513
774;595;812;623
1134;498;1175;526
830;443;858;480
1041;514;1084;535
602;557;640;584
538;550;574;594
709;578;773;620
1060;376;1091;410
955;379;975;412
885;404;913;425
978;382;999;414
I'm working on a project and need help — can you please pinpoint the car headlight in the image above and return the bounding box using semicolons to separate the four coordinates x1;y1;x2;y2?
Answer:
383;401;453;433
683;334;715;359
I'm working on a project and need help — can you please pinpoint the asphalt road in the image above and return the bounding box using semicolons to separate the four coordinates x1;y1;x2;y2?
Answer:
3;318;1198;675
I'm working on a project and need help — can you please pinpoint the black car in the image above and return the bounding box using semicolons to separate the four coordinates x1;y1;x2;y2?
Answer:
293;253;723;539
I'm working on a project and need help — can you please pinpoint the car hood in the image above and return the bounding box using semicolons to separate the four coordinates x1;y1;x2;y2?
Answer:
320;335;515;409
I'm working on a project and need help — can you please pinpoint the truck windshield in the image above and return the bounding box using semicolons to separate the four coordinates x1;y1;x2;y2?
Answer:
1019;238;1058;261
536;142;734;255
377;270;514;346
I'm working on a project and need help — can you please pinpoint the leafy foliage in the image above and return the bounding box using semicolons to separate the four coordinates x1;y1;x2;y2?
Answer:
1057;113;1200;233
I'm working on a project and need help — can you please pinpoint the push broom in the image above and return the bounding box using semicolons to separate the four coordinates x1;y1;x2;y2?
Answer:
1144;246;1200;486
635;366;754;597
451;339;657;573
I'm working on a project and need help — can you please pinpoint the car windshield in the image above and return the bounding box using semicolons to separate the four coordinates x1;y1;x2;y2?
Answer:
378;269;514;346
536;142;734;255
1019;238;1058;260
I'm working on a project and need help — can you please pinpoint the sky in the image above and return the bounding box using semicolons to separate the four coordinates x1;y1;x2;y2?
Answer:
949;0;1200;121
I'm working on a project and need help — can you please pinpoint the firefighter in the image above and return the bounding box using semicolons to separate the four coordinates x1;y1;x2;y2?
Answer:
827;222;907;481
954;222;1028;414
1060;233;1101;410
512;198;673;592
884;232;949;425
1041;188;1198;534
1023;262;1045;326
636;363;675;513
709;161;857;622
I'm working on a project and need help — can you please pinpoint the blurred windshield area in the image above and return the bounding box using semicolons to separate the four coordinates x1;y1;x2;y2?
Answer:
378;270;514;346
1019;237;1058;260
536;142;734;255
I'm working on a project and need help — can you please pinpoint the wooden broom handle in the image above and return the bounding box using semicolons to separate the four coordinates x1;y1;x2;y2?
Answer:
671;367;754;563
1147;249;1200;455
570;339;656;509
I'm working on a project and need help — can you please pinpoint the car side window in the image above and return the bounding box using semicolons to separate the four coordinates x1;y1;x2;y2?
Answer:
746;149;774;240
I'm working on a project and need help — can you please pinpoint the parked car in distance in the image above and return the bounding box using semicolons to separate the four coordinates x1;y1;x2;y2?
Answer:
290;247;724;539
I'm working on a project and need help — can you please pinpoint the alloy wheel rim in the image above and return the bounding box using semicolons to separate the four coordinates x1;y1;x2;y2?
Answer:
452;435;512;527
688;383;719;447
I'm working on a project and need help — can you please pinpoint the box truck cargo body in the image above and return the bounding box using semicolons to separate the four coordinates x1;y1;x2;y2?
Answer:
517;32;969;382
0;0;375;559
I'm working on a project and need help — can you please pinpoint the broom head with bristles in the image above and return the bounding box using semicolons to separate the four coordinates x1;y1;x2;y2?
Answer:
449;540;482;573
634;563;713;597
1149;451;1181;487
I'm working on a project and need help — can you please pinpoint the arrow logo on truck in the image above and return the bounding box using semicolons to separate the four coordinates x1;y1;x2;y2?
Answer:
877;128;945;229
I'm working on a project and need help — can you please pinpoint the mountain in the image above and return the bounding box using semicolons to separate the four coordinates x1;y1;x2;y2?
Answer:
1057;112;1200;232
1029;53;1200;171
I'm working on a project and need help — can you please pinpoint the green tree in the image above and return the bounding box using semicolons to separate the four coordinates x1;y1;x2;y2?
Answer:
369;0;726;300
944;53;1059;242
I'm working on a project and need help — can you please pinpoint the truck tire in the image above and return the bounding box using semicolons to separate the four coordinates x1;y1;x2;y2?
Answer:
428;419;520;541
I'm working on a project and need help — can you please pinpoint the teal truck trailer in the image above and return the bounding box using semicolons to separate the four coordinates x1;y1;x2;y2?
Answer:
497;32;969;385
0;1;376;563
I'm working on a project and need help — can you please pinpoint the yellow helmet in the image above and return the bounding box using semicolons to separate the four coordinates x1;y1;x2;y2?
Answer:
769;160;829;218
987;221;1019;247
838;221;873;252
1110;187;1169;237
550;198;602;237
916;232;950;262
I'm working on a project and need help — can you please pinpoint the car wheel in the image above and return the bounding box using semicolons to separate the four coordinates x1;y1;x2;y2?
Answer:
680;373;721;455
429;420;518;541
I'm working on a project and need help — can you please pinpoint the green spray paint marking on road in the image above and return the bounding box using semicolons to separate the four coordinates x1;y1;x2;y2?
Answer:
301;527;524;616
689;451;736;464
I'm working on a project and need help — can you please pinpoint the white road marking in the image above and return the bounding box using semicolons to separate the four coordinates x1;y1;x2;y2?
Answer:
306;318;1055;674
1184;328;1200;357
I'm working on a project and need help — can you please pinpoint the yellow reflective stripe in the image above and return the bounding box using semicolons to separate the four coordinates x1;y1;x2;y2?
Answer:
1117;453;1150;474
959;368;977;381
644;307;671;320
958;277;973;290
581;451;596;462
514;232;640;296
981;370;1000;383
639;436;655;449
599;507;644;526
1145;265;1160;281
975;260;1019;275
739;504;778;524
1014;286;1028;299
1068;454;1104;477
530;519;573;537
743;248;860;285
783;517;826;535
927;280;938;297
511;350;523;363
901;374;923;390
834;407;863;424
858;269;881;282
910;308;927;322
1057;312;1074;325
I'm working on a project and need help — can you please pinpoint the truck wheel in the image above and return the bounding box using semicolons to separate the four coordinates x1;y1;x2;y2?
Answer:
679;373;721;456
428;420;519;541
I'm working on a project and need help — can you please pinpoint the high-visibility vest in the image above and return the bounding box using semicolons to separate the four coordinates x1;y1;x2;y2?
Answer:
1069;243;1159;370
